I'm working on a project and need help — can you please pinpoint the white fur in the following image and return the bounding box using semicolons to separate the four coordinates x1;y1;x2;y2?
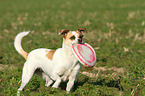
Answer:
15;31;81;96
14;31;30;54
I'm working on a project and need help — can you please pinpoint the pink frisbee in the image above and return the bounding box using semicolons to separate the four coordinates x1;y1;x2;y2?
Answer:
72;43;96;67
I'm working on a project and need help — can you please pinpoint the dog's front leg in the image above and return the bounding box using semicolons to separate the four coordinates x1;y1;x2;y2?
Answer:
51;73;61;88
66;63;81;92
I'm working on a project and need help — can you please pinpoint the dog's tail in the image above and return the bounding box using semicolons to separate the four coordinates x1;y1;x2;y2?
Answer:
14;31;30;59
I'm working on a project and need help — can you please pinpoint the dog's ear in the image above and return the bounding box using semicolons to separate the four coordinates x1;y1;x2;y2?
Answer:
58;29;70;38
76;28;87;33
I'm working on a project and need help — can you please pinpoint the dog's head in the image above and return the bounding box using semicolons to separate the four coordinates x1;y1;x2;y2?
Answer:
59;28;86;45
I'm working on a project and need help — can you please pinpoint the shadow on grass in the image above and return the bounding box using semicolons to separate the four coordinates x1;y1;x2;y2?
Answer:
59;77;89;92
90;79;124;91
59;76;123;92
98;58;108;63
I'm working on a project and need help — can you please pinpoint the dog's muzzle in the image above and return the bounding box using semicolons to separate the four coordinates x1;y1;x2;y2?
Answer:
78;38;84;44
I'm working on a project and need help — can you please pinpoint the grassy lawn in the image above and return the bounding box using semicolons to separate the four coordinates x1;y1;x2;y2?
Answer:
0;0;145;95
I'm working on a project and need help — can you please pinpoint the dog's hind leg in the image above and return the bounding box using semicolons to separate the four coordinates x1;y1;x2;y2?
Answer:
17;61;36;96
45;79;53;87
35;69;54;87
34;69;53;87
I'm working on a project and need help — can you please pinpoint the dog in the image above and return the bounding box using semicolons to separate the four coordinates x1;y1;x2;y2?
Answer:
14;28;86;95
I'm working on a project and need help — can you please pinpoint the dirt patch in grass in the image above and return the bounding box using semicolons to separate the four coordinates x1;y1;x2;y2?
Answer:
81;66;125;78
93;66;125;73
0;64;8;70
0;64;15;71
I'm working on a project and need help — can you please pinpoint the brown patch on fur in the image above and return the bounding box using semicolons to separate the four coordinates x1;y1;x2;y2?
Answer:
65;31;73;40
76;28;86;38
64;31;79;45
76;28;86;33
46;50;55;60
20;49;28;59
59;29;70;38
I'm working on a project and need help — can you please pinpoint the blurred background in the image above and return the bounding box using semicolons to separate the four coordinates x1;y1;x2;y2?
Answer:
0;0;145;95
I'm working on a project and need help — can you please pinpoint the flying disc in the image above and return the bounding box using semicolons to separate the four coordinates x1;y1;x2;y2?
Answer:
72;43;96;67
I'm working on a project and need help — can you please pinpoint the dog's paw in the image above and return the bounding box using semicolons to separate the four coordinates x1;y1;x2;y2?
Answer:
61;76;67;81
52;85;58;88
45;80;53;87
67;91;70;94
17;90;21;96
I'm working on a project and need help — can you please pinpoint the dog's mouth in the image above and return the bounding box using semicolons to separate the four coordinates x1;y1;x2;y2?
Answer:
78;38;84;44
78;40;84;44
78;41;84;44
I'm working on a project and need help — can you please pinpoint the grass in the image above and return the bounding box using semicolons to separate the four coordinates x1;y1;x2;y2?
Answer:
0;0;145;95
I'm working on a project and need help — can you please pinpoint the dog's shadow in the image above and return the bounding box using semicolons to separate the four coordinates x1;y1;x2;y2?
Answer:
59;77;89;92
59;77;101;92
59;77;123;92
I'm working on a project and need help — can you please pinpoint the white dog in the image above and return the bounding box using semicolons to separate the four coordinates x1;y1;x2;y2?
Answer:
14;28;86;95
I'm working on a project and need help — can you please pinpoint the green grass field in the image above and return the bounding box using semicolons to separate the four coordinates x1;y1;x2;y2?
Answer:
0;0;145;95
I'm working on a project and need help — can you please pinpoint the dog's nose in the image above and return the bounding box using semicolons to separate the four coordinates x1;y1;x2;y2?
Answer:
78;38;81;42
78;38;83;44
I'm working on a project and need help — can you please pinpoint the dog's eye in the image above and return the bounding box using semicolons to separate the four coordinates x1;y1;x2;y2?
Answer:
70;35;76;40
79;35;83;38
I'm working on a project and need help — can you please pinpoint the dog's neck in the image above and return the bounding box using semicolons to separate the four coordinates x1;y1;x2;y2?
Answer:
62;39;73;56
